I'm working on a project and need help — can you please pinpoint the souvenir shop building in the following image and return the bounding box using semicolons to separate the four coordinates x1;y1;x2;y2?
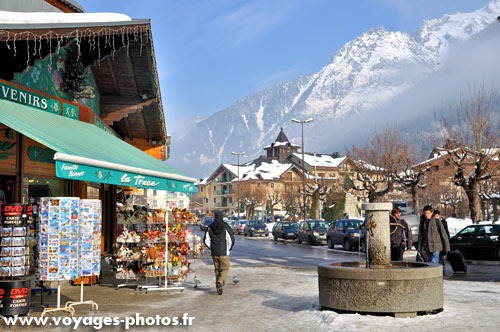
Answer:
0;2;196;252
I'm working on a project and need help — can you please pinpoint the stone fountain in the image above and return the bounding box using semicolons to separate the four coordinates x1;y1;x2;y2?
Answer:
318;203;443;318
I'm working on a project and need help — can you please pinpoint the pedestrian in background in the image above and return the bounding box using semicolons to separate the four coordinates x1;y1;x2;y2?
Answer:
389;207;412;261
203;210;235;295
417;205;450;263
433;210;451;274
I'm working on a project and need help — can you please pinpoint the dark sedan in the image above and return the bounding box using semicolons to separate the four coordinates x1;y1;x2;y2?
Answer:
272;221;299;241
327;219;363;250
244;220;269;237
450;224;500;260
296;220;329;245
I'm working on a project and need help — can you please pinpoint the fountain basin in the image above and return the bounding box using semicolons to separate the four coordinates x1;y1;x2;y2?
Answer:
318;261;443;317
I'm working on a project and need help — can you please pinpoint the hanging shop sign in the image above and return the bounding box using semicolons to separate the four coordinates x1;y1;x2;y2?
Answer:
55;161;197;193
0;81;61;115
27;146;56;164
0;79;115;135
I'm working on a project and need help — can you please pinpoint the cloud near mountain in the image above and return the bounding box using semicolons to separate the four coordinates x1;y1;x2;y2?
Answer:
168;0;500;178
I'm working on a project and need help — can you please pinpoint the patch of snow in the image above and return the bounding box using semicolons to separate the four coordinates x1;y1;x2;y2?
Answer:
0;10;131;23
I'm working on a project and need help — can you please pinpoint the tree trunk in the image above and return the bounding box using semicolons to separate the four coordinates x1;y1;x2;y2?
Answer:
310;191;320;219
493;199;499;223
270;203;275;223
411;184;420;215
467;183;483;223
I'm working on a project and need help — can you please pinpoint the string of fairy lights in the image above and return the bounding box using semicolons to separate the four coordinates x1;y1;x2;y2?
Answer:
0;24;166;143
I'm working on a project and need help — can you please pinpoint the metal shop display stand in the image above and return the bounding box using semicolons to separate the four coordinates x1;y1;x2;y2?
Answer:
114;206;167;290
0;203;35;317
114;208;191;293
38;198;100;316
65;199;101;312
145;211;185;293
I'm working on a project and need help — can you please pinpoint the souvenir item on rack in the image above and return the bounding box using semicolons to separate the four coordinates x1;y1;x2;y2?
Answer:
79;199;102;277
38;197;80;281
0;204;32;277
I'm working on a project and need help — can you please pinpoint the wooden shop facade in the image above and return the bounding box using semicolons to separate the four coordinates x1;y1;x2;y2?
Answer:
0;2;196;253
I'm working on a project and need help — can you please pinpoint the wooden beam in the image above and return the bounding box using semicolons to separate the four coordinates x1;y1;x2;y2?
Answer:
106;57;119;95
101;98;156;124
124;117;133;139
140;110;150;141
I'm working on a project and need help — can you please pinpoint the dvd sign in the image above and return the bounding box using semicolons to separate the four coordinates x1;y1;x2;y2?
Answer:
0;280;31;316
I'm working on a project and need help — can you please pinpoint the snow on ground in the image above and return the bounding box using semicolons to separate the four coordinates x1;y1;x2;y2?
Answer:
178;261;500;332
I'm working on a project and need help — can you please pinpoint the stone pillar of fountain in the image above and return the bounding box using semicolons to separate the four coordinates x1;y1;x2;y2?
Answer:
362;203;392;268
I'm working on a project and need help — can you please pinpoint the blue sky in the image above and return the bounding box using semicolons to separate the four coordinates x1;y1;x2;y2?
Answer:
77;0;490;134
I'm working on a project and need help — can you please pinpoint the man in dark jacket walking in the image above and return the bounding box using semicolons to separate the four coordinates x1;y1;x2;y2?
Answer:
417;205;450;263
203;211;235;295
389;207;412;261
433;210;450;273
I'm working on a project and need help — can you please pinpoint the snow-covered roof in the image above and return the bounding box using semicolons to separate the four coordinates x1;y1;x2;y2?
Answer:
223;160;294;181
195;178;209;186
292;153;346;168
0;10;132;24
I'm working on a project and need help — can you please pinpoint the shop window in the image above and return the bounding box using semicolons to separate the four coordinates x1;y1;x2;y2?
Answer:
24;177;65;203
87;186;100;199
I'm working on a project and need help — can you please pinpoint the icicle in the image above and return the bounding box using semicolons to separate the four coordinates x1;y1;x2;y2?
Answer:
13;33;17;57
26;38;30;69
38;35;42;58
97;32;101;66
33;35;37;57
5;32;11;51
140;29;143;56
112;34;116;59
126;30;130;57
76;30;81;61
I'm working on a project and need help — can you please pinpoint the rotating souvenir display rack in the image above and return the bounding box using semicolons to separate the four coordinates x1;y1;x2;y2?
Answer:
145;208;191;293
113;207;192;293
37;197;101;317
114;206;167;290
0;204;36;317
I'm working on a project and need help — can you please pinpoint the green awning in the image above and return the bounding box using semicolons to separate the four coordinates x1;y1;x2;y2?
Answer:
0;99;196;193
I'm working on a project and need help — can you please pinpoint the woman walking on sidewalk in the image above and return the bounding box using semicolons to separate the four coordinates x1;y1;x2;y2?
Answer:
203;211;235;295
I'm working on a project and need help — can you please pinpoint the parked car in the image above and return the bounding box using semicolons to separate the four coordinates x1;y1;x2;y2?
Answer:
272;221;299;241
244;220;269;237
296;220;329;245
225;219;236;229
327;219;363;250
199;216;214;231
234;220;249;235
450;224;500;260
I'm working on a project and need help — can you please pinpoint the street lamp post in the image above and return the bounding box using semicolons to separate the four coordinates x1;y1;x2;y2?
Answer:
231;151;245;221
291;118;313;221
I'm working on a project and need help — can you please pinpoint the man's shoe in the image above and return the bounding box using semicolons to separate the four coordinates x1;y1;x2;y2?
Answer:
216;282;223;295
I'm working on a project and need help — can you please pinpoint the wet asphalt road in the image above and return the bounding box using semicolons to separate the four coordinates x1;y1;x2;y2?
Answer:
192;226;500;282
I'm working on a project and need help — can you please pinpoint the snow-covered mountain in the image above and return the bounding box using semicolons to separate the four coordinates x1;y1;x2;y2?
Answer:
169;0;500;178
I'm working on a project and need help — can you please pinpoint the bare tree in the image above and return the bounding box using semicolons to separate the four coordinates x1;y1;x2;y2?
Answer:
436;86;500;222
395;136;430;214
348;124;406;202
240;183;266;220
267;187;283;222
303;182;330;219
479;179;500;222
283;184;301;219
